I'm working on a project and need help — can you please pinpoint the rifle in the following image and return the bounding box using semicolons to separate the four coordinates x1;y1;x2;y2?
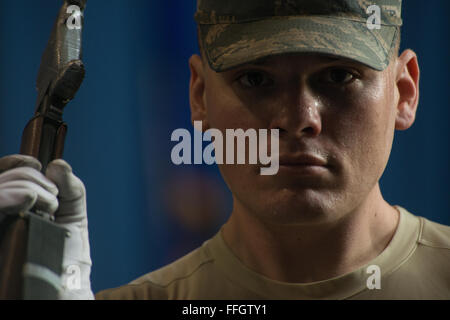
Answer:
0;0;87;299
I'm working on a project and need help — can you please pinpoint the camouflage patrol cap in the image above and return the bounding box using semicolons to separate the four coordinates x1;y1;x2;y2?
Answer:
195;0;402;72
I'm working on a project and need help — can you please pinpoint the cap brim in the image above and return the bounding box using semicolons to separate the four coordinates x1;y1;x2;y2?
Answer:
199;16;399;72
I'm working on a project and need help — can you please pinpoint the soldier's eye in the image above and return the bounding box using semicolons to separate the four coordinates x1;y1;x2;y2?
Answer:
238;71;273;88
322;68;357;85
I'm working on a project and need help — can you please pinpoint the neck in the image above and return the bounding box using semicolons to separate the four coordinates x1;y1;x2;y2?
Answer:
222;184;399;283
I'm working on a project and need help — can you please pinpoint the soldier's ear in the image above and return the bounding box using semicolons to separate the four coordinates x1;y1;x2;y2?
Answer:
395;49;420;130
189;54;210;130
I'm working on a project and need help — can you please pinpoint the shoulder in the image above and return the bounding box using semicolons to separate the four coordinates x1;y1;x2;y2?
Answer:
393;211;450;298
417;215;450;250
399;209;450;287
131;243;215;288
396;206;450;250
95;240;216;300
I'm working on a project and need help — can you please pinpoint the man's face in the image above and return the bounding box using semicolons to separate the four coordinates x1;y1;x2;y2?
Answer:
199;53;400;226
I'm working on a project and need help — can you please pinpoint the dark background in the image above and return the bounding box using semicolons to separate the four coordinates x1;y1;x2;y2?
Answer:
0;1;448;293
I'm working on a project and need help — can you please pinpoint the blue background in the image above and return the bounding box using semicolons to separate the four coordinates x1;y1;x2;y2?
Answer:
0;1;448;293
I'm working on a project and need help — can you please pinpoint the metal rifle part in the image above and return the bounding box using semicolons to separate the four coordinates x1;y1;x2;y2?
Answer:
20;0;87;172
0;0;87;299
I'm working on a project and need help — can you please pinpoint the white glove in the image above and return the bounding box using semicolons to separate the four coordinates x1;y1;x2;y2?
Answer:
0;154;94;300
0;155;58;216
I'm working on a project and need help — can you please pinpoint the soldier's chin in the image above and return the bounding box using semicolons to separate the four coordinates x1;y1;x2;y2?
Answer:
257;191;342;227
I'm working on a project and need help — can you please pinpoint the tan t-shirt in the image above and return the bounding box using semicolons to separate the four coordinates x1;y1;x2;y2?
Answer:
95;207;450;299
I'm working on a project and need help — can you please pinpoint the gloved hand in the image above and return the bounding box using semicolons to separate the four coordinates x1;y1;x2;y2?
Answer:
0;154;94;300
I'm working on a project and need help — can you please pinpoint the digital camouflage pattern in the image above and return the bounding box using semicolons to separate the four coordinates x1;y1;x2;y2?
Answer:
195;0;402;72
